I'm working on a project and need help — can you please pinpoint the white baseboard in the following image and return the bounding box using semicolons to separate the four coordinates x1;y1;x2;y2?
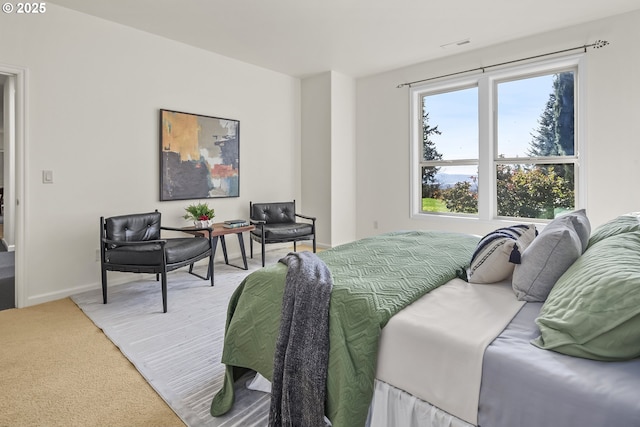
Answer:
24;269;192;308
23;247;322;308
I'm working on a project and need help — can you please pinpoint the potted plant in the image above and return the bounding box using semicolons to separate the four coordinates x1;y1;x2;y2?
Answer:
183;202;215;228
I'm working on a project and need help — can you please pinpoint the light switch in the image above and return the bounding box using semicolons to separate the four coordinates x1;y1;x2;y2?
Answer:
43;170;53;184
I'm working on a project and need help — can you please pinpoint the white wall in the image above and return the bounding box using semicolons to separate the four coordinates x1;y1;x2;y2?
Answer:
356;9;640;239
301;73;332;246
329;72;356;247
0;4;301;306
301;71;356;248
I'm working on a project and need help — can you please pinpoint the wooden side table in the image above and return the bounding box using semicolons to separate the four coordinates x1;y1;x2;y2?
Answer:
181;222;256;281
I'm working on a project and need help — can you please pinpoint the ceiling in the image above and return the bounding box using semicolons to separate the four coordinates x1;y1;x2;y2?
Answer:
39;1;640;78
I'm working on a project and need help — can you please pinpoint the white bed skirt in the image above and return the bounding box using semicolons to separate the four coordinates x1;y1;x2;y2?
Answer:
367;380;473;427
248;373;473;427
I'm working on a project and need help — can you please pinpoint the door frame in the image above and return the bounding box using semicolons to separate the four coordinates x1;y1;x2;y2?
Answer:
1;63;27;308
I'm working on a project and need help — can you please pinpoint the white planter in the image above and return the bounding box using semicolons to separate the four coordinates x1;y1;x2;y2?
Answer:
194;219;214;228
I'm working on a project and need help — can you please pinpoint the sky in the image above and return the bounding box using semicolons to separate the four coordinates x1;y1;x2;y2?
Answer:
423;73;558;176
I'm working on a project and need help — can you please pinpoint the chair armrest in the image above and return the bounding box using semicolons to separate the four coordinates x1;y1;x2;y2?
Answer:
249;219;265;239
102;238;167;247
161;225;213;238
295;213;316;221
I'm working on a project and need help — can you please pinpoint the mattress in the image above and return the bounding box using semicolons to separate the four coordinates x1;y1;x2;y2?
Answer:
246;283;640;427
375;278;524;425
478;302;640;427
248;277;524;427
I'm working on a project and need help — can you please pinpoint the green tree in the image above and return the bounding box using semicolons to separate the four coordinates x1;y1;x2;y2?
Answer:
528;72;574;157
496;164;574;219
528;72;575;187
554;72;574;157
553;72;575;185
528;93;558;157
422;111;443;198
442;178;478;213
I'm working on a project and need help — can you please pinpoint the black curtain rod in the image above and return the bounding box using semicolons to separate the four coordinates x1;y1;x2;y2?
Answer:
396;40;610;88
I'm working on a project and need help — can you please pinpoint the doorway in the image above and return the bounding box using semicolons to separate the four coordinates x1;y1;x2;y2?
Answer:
0;74;14;310
0;65;24;310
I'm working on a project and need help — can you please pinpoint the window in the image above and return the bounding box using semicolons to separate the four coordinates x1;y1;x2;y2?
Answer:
411;55;584;221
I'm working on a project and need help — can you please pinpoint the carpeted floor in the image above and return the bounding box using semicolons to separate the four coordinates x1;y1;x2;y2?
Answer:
0;297;184;426
71;248;293;427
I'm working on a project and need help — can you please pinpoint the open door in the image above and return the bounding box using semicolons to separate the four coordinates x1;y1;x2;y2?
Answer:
0;66;23;309
3;74;16;251
0;74;15;310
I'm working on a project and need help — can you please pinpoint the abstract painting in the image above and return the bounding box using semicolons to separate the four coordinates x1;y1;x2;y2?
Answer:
160;109;239;200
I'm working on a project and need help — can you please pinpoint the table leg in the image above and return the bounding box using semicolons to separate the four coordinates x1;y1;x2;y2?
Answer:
220;236;229;264
216;231;250;270
210;236;218;280
189;236;218;282
237;232;248;270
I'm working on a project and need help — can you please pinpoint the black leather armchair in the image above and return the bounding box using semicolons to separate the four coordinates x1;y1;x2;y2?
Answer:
100;211;214;313
249;200;316;267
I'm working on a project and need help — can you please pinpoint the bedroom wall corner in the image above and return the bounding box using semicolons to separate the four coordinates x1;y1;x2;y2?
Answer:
329;71;357;247
301;71;357;249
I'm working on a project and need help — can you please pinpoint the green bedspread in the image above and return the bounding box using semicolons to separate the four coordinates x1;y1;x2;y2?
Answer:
210;230;479;426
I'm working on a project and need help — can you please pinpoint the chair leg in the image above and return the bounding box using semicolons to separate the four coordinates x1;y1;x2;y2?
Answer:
209;250;215;287
250;239;253;259
313;236;317;253
101;268;108;304
294;241;297;252
261;240;266;267
161;269;168;313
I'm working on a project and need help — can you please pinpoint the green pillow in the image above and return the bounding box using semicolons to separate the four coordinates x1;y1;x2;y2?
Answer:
533;231;640;361
587;212;640;249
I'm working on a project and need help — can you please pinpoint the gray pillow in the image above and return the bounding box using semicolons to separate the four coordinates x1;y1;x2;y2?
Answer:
568;209;591;252
512;215;583;302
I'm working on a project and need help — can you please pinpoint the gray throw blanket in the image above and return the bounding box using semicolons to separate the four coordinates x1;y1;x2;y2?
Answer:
268;252;333;427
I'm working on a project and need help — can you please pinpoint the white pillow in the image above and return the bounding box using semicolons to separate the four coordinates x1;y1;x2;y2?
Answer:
468;224;537;284
512;211;590;302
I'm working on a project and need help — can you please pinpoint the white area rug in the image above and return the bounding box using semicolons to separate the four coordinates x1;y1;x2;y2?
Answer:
72;249;291;426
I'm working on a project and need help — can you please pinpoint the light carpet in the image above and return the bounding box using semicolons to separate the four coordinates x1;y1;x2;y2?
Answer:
72;249;292;427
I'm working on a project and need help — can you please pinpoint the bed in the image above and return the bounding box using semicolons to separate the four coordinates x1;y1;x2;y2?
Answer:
210;211;640;427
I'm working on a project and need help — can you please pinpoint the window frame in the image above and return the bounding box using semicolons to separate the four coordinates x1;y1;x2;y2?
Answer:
410;54;586;223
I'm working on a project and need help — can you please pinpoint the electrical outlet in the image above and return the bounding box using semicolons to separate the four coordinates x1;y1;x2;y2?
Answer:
95;249;100;262
373;220;379;229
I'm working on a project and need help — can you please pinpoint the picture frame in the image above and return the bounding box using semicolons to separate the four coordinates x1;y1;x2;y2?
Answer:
160;109;240;201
